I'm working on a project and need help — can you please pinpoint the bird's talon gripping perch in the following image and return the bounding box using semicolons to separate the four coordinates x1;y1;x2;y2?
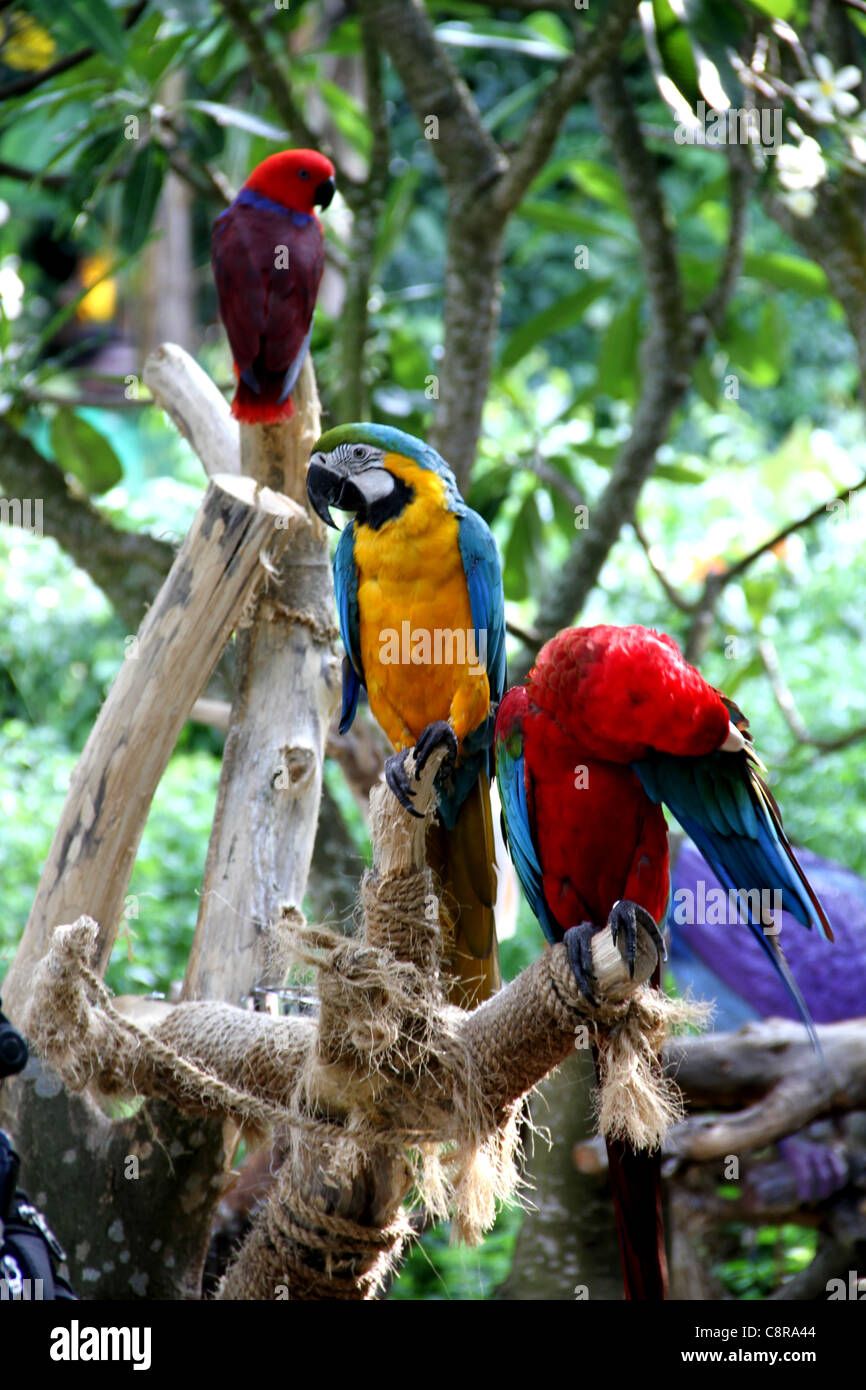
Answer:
563;922;600;1007
608;899;667;979
413;720;458;780
385;751;424;818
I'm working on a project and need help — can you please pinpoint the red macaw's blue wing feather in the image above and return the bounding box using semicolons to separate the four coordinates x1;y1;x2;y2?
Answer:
333;519;363;734
632;720;833;1044
494;688;561;945
211;194;324;416
671;839;854;1026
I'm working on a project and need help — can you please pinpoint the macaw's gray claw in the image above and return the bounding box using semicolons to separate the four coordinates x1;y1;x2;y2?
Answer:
413;720;458;779
608;900;667;978
563;922;600;1007
385;751;424;818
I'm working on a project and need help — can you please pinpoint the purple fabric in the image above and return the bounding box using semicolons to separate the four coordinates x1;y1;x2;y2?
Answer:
670;840;866;1023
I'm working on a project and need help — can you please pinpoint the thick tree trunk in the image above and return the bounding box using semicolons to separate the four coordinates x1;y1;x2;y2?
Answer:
497;1054;625;1301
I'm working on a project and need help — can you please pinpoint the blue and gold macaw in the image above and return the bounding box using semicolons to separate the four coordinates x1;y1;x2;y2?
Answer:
307;424;506;1007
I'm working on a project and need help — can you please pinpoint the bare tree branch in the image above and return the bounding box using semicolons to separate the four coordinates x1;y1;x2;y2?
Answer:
360;0;505;195
337;16;390;420
493;0;639;217
684;472;866;662
363;0;639;487
216;0;362;203
0;160;69;190
632;515;697;614
513;60;689;671
690;147;753;346
759;638;866;754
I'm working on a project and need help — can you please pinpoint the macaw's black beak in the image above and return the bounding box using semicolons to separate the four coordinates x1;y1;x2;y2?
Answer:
307;455;364;529
313;176;336;210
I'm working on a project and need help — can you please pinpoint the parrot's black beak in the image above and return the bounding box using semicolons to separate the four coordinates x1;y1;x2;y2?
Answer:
307;455;365;529
313;176;336;210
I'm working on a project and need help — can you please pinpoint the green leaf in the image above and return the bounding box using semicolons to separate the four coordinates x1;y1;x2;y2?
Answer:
316;79;371;158
528;158;628;213
183;100;289;143
65;128;128;215
482;74;550;135
718;653;762;697
720;298;786;387
434;21;569;59
465;463;515;524
375;166;422;270
567;160;629;214
741;251;827;296
692;355;720;408
50;412;123;494
679;0;748;108
28;0;127;64
500;278;613;371
654;461;705;483
523;12;571;49
518;199;632;243
503;492;543;601
120;143;167;254
596;297;642;401
649;0;701;110
1;80;104;121
745;0;794;18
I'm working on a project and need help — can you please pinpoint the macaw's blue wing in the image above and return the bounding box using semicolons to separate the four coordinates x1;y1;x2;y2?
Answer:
633;736;833;1045
495;711;560;946
457;505;507;719
333;520;363;734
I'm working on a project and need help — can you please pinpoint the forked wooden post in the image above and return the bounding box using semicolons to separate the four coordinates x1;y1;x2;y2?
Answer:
3;475;304;1008
184;356;342;1004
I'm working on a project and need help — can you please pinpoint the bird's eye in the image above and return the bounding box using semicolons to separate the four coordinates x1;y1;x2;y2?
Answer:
298;169;310;180
352;446;366;460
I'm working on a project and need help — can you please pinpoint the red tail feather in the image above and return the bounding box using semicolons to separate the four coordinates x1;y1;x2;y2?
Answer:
231;374;295;425
606;1139;668;1300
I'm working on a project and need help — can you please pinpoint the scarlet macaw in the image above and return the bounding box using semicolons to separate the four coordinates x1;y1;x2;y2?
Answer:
494;623;832;1299
307;424;506;1007
211;148;335;424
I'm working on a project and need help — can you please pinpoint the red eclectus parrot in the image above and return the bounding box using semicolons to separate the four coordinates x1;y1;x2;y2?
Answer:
494;623;832;1300
306;424;506;1009
211;148;335;424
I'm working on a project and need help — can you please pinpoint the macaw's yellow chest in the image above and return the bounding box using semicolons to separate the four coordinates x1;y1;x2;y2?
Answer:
351;455;490;749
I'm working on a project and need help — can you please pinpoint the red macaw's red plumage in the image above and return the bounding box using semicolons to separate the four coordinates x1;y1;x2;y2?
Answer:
523;625;729;932
495;624;831;1300
211;149;335;424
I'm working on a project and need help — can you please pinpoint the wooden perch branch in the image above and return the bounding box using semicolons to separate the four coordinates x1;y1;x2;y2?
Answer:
143;343;240;477
3;475;305;1011
24;741;667;1299
665;1019;866;1160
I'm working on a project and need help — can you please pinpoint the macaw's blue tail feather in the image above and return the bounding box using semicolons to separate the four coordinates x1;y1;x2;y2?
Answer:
679;814;824;1056
339;656;361;734
633;735;832;1054
750;924;824;1058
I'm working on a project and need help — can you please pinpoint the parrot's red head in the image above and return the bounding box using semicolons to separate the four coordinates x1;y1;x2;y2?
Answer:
244;148;336;215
